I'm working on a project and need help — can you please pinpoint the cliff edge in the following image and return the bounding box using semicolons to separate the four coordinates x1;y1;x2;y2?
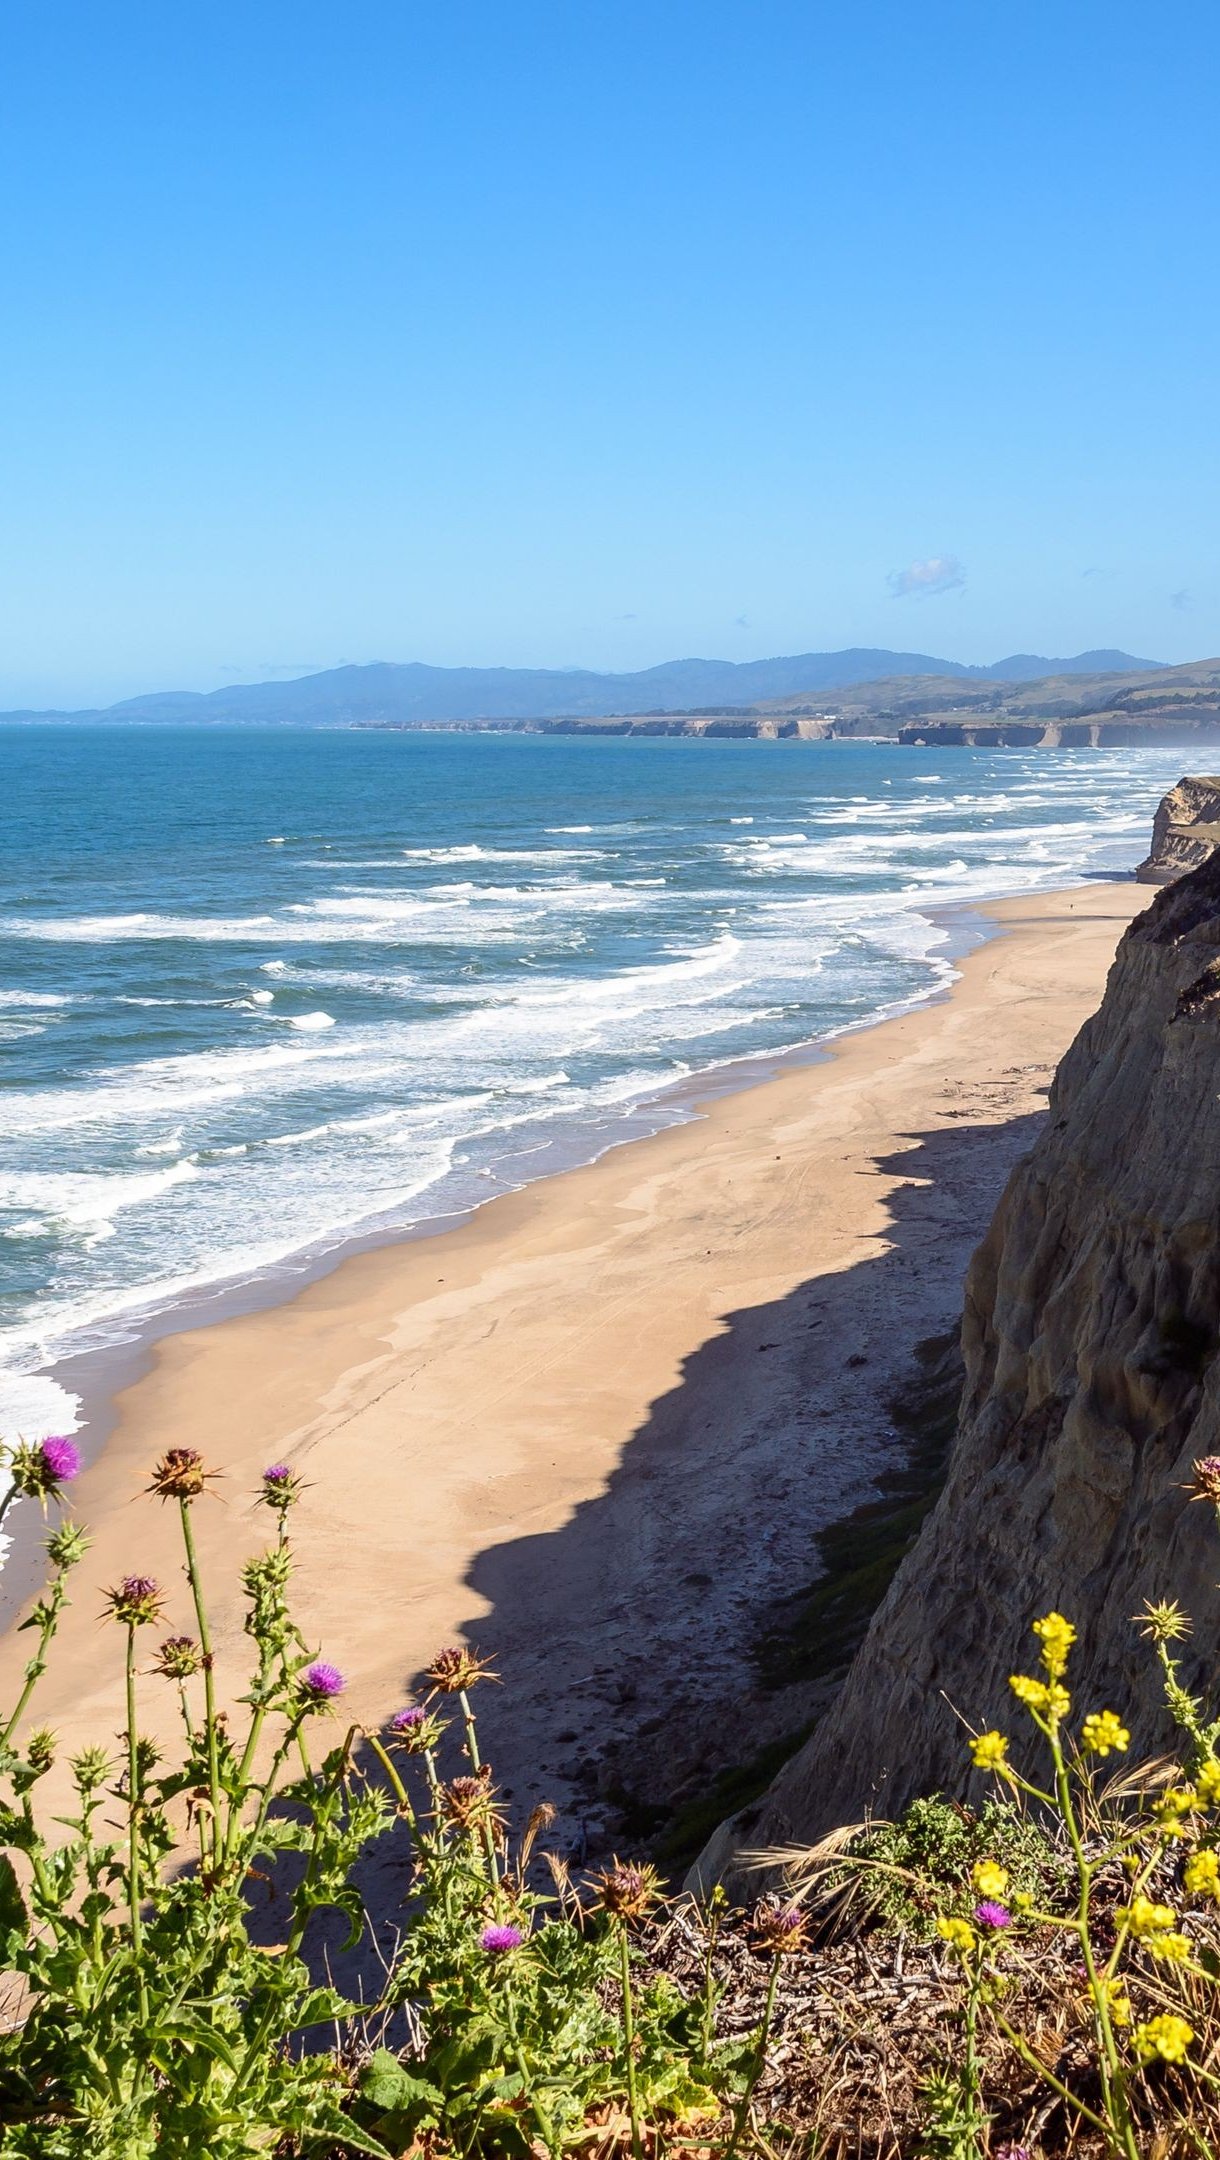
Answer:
1135;774;1220;883
696;852;1220;1883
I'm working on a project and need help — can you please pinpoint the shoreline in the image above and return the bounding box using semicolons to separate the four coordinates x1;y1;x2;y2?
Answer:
0;892;1003;1605
0;879;1145;1879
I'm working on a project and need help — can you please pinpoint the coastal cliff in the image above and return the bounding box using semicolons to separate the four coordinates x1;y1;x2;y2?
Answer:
1135;773;1220;882
697;852;1220;1881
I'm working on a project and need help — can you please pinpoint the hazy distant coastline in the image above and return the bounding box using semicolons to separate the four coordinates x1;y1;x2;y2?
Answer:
0;644;1163;729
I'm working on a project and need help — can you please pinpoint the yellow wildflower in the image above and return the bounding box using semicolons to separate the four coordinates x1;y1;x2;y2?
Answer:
936;1916;976;1955
1009;1673;1070;1720
1080;1709;1130;1757
1146;1930;1193;1964
970;1729;1010;1772
1118;1896;1177;1938
1013;1889;1035;1915
1099;1977;1132;2026
971;1860;1009;1900
1184;1848;1220;1900
1032;1611;1076;1677
1196;1758;1220;1807
1152;1787;1196;1838
1133;2014;1193;2065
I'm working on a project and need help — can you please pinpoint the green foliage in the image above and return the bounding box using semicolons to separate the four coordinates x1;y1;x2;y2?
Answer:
0;1445;758;2160
916;2067;991;2160
848;1795;1059;1939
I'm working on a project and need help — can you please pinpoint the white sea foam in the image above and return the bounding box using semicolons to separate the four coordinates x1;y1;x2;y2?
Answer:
0;1160;200;1239
0;737;1187;1405
0;1370;82;1446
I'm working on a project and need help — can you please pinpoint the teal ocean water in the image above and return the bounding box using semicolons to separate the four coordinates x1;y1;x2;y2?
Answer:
0;724;1187;1441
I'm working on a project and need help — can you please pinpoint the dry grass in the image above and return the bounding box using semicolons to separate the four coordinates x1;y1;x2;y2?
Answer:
635;1877;1220;2158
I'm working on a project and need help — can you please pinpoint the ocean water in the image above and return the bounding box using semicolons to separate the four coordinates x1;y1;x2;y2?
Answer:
0;724;1188;1442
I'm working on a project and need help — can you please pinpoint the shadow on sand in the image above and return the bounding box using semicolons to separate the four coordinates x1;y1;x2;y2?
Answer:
302;1102;1044;1995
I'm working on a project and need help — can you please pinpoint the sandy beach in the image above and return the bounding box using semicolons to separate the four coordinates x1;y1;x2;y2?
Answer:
0;880;1145;1879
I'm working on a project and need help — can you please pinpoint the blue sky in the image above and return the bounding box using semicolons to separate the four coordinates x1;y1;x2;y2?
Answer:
1;1;1217;707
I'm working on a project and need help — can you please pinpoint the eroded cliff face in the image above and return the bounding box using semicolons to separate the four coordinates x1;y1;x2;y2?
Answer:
697;856;1220;1881
1136;775;1220;883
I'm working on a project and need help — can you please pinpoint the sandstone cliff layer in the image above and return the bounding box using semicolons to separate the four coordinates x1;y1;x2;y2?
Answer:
697;855;1220;1881
1135;774;1220;883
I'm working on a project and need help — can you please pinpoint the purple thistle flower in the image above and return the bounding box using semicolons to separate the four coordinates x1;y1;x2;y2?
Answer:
261;1462;301;1514
480;1923;524;1954
974;1899;1012;1930
391;1706;425;1731
300;1659;345;1701
40;1436;80;1485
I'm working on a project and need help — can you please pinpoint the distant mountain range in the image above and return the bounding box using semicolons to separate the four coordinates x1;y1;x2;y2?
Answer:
1;647;1164;727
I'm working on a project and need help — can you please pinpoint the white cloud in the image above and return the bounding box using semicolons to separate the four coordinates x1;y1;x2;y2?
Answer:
887;555;966;599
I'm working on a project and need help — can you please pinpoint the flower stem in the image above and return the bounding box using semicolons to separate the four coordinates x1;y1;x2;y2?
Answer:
178;1497;221;1863
125;1624;150;2024
618;1922;644;2160
458;1687;502;1901
994;2011;1113;2138
1047;1725;1137;2160
0;1582;64;1746
363;1730;419;1835
699;1892;724;2067
724;1952;781;2160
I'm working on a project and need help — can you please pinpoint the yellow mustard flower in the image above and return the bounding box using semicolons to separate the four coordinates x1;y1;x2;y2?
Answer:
1196;1758;1220;1807
1032;1611;1077;1678
1184;1848;1220;1900
1080;1709;1130;1757
1133;2014;1193;2065
969;1729;1010;1772
971;1860;1009;1900
936;1916;976;1955
1009;1674;1070;1720
1147;1930;1193;1964
1099;1977;1132;2026
1118;1896;1177;1938
1153;1787;1196;1838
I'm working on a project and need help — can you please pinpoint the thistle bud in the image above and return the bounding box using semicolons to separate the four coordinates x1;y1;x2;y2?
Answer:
104;1575;165;1627
153;1634;203;1679
70;1745;111;1796
388;1704;445;1753
26;1728;56;1776
260;1463;302;1514
1137;1598;1191;1644
146;1448;213;1502
750;1898;808;1954
1192;1456;1220;1505
427;1645;498;1694
440;1769;504;1832
45;1520;90;1572
587;1858;662;1926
